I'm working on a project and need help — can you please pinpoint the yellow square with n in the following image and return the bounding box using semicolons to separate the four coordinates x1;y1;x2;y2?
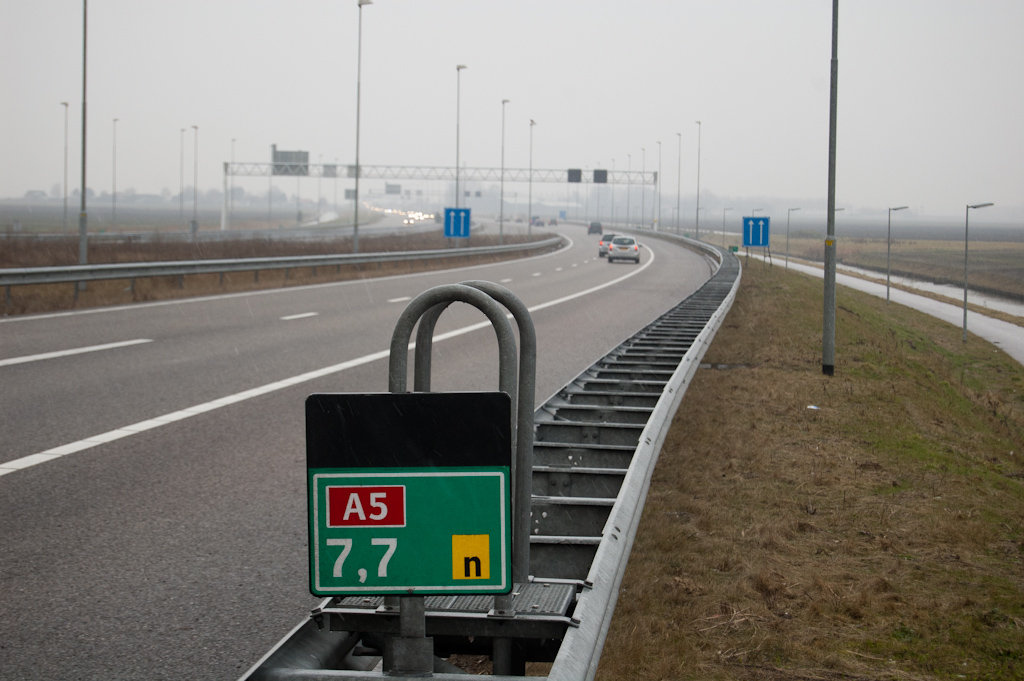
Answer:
451;534;490;580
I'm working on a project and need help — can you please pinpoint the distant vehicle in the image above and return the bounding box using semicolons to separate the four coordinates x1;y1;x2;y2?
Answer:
607;235;640;264
515;217;523;223
597;232;619;257
530;216;544;226
548;218;558;226
587;221;602;234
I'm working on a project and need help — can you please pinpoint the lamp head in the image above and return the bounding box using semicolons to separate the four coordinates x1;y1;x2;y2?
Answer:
456;64;467;71
968;202;994;210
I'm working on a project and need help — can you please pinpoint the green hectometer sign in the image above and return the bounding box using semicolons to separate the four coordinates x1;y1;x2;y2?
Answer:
309;467;510;594
305;392;513;596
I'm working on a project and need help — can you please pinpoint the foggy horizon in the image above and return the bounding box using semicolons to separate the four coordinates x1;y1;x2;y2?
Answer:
2;1;1022;224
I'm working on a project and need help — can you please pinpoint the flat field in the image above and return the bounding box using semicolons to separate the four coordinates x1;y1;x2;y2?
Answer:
721;232;1024;302
600;262;1024;681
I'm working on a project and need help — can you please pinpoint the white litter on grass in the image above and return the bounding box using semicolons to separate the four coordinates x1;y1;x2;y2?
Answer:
807;405;821;410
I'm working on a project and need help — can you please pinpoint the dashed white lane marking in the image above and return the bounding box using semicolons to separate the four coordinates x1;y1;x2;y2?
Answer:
555;267;563;272
532;272;542;277
0;339;153;368
499;278;512;284
387;296;412;303
1;240;655;478
572;263;578;268
280;312;319;321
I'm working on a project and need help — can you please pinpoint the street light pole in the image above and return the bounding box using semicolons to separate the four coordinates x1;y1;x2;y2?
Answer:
786;207;800;269
675;132;681;234
191;124;198;236
640;147;645;229
625;154;631;228
61;102;69;233
722;207;732;248
528;119;535;237
112;117;118;228
695;121;701;241
230;138;236;225
78;0;88;276
885;205;908;303
179;128;185;220
610;158;615;226
455;64;466;208
353;0;372;253
656;141;662;231
500;99;509;245
963;202;994;342
822;0;840;376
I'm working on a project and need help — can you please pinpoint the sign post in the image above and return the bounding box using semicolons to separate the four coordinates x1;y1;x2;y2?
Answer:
306;392;512;596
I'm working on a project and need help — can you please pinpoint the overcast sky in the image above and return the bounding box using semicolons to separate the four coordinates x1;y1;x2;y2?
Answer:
2;0;1021;221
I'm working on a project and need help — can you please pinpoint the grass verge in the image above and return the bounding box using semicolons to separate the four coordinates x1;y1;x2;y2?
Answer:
599;261;1024;681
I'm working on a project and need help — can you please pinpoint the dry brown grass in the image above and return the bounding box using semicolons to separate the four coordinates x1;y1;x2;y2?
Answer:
1;230;552;316
599;262;1024;681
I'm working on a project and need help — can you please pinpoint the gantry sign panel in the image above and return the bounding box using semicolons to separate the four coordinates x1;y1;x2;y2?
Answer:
306;393;512;596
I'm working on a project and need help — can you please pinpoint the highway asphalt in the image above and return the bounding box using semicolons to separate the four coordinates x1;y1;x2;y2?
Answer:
0;227;712;680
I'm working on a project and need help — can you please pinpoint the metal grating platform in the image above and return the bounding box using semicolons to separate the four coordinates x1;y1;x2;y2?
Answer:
333;580;575;617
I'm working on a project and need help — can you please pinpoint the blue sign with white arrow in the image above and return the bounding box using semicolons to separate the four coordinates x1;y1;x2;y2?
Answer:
444;208;471;239
742;216;771;247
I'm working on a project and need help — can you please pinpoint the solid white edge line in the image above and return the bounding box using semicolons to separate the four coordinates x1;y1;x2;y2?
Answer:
0;339;153;368
0;231;651;478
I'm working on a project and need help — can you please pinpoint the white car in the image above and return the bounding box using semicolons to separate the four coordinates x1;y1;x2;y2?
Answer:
597;233;619;257
607;236;640;263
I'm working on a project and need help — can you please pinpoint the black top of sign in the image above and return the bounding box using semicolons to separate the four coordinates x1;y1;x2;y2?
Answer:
306;392;512;469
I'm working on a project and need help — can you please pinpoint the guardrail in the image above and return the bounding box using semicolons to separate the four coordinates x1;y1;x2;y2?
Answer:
0;237;563;290
548;236;738;681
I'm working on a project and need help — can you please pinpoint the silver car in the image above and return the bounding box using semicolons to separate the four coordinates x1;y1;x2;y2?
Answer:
607;235;640;263
597;233;619;257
